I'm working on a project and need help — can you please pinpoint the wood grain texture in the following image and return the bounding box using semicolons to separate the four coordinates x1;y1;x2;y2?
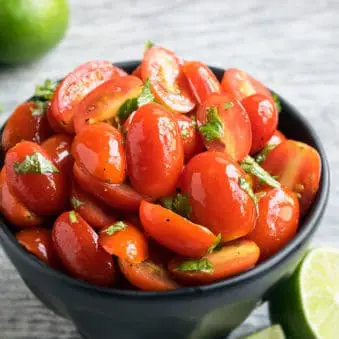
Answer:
0;0;338;338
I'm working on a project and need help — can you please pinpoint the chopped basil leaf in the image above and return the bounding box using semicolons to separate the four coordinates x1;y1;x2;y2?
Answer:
254;144;276;164
161;193;192;219
272;93;282;113
175;258;214;273
30;101;48;117
71;197;85;209
160;196;174;210
207;234;223;254
239;177;258;213
34;79;58;101
14;152;59;175
69;211;78;224
181;128;189;139
137;78;154;106
102;221;127;236
199;106;224;142
144;40;155;52
224;102;234;110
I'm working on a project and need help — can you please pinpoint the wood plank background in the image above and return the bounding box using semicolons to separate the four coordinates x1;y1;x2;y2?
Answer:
0;0;338;338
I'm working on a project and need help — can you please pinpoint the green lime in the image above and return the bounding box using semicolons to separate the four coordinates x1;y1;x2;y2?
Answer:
269;248;339;339
242;325;285;339
0;0;69;64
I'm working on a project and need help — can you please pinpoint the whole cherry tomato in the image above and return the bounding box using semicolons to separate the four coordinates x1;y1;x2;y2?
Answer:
141;46;195;113
180;151;256;241
183;61;221;104
267;130;286;147
246;187;299;260
5;141;67;216
168;240;260;285
52;211;116;286
262;140;321;216
2;102;53;152
51;61;127;134
132;65;142;79
196;93;252;162
241;94;278;154
46;103;66;134
126;103;184;198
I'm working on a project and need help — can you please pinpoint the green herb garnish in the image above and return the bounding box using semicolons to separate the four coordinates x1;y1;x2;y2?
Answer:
175;258;214;273
207;234;223;254
272;93;282;113
224;102;234;110
254;144;276;164
69;211;78;224
181;128;189;139
161;193;192;219
71;197;85;209
34;79;58;101
14;152;59;175
144;40;155;52
102;221;127;236
199;107;224;142
239;177;258;213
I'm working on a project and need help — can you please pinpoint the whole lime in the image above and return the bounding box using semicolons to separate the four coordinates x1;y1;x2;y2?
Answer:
0;0;69;64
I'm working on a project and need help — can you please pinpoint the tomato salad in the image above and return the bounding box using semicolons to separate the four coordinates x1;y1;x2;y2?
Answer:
0;42;322;291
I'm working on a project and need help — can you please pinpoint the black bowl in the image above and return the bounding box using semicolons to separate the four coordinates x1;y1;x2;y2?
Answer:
0;61;330;339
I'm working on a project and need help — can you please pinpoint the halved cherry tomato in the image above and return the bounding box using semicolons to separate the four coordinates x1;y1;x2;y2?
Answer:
46;103;66;134
5;141;67;216
262;140;321;216
119;258;180;291
73;76;143;133
267;130;286;147
52;211;116;286
126;103;184;198
196;94;252;162
2;102;53;152
51;61;126;134
71;181;117;229
183;61;221;104
148;238;174;266
168;240;260;285
0;168;44;228
141;46;195;113
246;187;299;260
132;65;142;79
180;151;256;241
140;201;217;258
73;163;153;211
99;222;148;263
72;123;126;184
241;94;278;154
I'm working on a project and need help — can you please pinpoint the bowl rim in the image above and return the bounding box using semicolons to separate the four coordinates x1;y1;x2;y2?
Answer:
0;61;330;299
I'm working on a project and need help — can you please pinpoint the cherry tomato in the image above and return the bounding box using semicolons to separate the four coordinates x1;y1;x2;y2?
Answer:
132;65;142;79
168;240;260;285
267;130;286;147
246;187;299;260
241;94;278;154
99;222;148;263
72;123;126;184
119;258;180;291
140;201;217;258
0;168;44;228
180;152;256;241
183;61;221;104
126;103;184;198
2;102;53;152
71;181;117;229
262;140;321;216
73;163;153;212
148;238;174;266
52;211;116;286
141;46;195;113
46;103;65;134
196;93;252;162
51;61;126;134
73;76;143;133
5;141;67;216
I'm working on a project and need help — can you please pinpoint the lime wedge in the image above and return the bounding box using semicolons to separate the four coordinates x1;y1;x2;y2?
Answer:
242;325;285;339
269;248;339;339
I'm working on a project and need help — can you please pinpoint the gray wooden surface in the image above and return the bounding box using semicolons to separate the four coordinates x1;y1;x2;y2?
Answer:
0;0;338;338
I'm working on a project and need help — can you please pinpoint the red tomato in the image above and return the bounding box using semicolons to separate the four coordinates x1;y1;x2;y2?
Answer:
73;76;143;133
16;228;61;268
241;94;278;154
196;94;252;162
52;211;116;286
51;61;126;134
72;123;126;184
262;140;321;216
132;65;142;79
2;102;53;152
5;141;67;216
267;130;286;147
168;240;260;285
246;187;300;260
73;163;153;211
0;169;44;228
183;61;221;103
148;238;174;266
99;222;148;263
46;103;66;134
141;46;195;113
71;181;117;229
140;201;217;257
180;152;256;241
126;103;184;198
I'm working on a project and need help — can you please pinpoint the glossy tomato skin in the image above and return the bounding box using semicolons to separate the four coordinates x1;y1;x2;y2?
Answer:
73;76;143;133
141;46;195;113
72;123;126;184
51;61;127;134
126;103;184;198
183;61;221;104
196;94;252;162
241;94;278;154
262;140;321;216
132;65;142;79
5;141;67;216
246;187;299;261
46;103;66;134
180;151;256;241
2;102;53;152
52;211;116;287
267;130;286;147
